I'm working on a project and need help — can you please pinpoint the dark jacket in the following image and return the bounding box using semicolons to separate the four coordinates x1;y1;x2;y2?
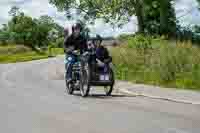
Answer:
64;34;87;54
96;46;111;63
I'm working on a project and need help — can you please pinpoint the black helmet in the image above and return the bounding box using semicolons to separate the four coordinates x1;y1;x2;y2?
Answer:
72;23;82;32
96;34;102;43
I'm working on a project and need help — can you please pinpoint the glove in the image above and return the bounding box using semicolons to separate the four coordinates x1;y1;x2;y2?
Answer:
66;46;74;54
96;59;105;67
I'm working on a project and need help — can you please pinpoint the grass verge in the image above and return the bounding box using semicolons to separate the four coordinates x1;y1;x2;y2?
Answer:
111;38;200;91
0;52;49;63
0;45;64;64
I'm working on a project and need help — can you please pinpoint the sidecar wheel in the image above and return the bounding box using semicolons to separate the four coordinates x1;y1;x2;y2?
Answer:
104;85;113;96
104;68;115;96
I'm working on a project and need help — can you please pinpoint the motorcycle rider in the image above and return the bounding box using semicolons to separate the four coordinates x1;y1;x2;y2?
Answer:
64;23;87;83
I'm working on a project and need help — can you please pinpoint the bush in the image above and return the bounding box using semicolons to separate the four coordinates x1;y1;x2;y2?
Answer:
127;34;152;49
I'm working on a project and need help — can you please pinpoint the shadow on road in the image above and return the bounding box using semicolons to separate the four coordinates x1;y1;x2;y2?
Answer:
71;93;134;99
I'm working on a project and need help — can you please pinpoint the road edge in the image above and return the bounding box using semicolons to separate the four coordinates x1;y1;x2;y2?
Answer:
118;88;200;105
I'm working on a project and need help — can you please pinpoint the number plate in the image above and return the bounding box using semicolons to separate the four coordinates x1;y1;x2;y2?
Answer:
100;75;109;81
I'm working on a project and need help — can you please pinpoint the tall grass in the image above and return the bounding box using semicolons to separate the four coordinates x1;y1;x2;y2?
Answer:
111;36;200;91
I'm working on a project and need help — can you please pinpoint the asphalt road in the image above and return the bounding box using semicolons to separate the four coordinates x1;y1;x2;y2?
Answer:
1;56;200;133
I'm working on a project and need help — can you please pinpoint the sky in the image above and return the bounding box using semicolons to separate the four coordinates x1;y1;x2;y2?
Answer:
0;0;200;37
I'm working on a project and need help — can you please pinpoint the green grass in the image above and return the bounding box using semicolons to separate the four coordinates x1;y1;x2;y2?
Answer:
111;38;200;91
49;48;64;55
0;45;64;64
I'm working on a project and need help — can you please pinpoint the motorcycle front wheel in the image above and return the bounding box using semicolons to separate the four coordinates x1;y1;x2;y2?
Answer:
80;62;90;97
65;70;74;95
66;80;74;95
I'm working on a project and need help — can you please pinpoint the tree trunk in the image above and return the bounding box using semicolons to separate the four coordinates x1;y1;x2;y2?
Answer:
160;0;176;36
135;0;145;33
160;0;168;35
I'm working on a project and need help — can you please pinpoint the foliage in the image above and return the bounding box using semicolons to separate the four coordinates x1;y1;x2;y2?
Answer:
0;31;10;45
143;0;160;35
55;37;64;48
49;0;176;34
49;0;135;26
53;23;64;37
197;0;200;9
193;25;200;33
9;6;20;17
142;0;176;36
8;12;37;46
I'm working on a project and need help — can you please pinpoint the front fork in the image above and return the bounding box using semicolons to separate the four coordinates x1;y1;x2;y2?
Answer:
65;63;70;80
65;64;78;82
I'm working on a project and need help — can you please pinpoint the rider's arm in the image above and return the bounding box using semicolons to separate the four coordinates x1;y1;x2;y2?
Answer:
64;36;75;54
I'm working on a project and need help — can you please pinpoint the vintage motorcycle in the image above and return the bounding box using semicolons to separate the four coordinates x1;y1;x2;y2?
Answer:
65;39;115;97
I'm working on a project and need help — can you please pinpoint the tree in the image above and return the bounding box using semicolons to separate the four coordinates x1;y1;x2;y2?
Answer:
49;0;176;35
7;8;54;50
2;24;8;31
9;6;20;25
49;0;146;33
0;23;10;45
0;30;10;45
140;0;176;36
53;23;64;37
143;0;160;34
9;6;20;17
8;12;38;48
1;6;64;50
33;15;56;47
194;25;200;33
38;15;55;28
197;0;200;8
